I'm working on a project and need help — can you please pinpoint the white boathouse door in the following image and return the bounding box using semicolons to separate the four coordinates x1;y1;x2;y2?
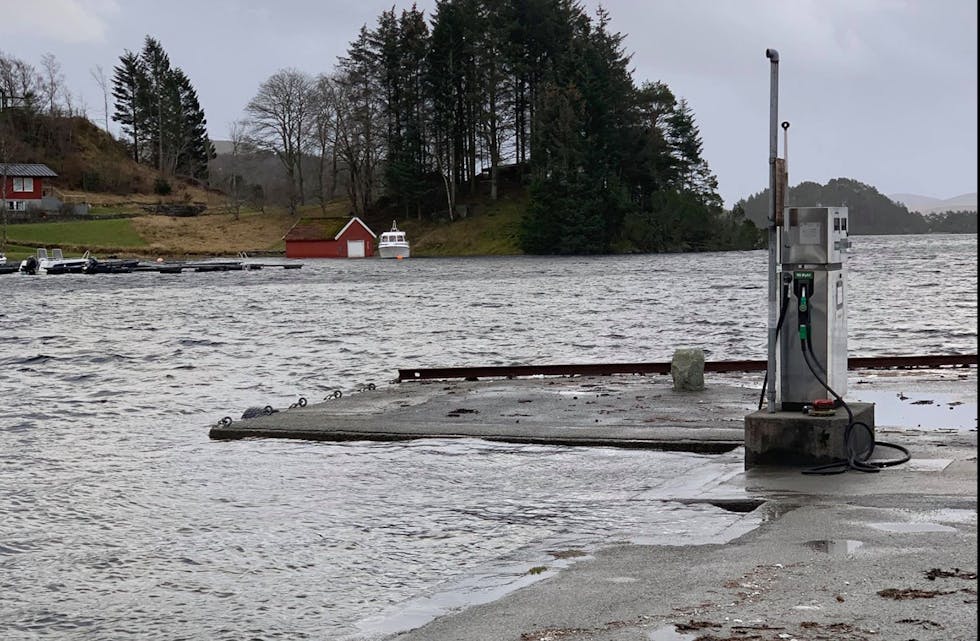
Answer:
347;240;366;258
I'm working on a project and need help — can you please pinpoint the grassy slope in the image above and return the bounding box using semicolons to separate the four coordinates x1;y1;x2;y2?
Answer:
399;192;526;256
2;193;526;261
1;115;529;260
3;209;298;260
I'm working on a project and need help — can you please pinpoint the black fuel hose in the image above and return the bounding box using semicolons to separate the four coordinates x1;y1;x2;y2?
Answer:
758;287;791;410
798;337;911;475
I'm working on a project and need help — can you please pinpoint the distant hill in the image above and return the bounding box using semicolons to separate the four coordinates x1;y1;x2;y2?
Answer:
887;192;977;215
740;178;930;234
740;179;977;234
212;140;235;155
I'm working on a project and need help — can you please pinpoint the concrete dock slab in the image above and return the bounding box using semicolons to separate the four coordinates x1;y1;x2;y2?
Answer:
210;368;976;452
209;374;760;451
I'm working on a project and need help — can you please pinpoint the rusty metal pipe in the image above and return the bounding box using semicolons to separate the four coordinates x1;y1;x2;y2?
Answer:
397;354;976;381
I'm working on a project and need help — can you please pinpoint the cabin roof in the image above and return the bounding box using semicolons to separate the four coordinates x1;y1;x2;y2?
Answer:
283;216;376;241
0;163;58;177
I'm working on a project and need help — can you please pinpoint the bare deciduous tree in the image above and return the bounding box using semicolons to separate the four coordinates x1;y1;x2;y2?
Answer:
40;53;64;115
90;65;110;131
245;68;313;215
307;74;339;213
0;52;41;110
227;119;249;220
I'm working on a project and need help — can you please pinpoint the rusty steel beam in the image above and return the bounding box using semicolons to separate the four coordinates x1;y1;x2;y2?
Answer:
397;354;977;382
848;354;976;369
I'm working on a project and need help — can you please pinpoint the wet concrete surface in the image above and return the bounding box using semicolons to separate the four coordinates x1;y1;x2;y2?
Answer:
210;368;977;454
365;431;976;641
305;368;974;641
209;368;977;641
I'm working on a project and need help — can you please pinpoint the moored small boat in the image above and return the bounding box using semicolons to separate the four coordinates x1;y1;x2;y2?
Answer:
378;221;410;259
20;248;91;274
83;257;140;274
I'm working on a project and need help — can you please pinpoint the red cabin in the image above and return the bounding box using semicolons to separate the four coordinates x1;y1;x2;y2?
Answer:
283;216;377;258
1;163;57;212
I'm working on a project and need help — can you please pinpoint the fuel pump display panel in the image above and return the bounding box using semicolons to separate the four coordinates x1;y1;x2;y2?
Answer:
783;206;850;265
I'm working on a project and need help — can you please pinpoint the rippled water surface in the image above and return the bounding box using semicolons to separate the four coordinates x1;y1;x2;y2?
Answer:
0;234;976;639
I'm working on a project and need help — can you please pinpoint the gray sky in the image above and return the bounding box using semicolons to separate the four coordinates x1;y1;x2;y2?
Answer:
2;0;976;206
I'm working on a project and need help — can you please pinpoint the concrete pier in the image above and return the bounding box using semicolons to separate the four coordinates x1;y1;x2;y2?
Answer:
209;374;758;452
376;431;977;641
209;369;973;458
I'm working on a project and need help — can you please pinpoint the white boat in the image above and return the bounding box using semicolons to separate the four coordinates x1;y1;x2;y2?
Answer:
378;221;410;259
20;248;91;274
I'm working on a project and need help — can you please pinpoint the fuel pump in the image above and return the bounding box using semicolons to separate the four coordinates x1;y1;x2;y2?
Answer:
777;206;851;410
750;48;909;474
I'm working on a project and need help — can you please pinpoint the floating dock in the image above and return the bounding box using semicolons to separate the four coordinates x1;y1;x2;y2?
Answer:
210;375;750;451
2;258;302;276
208;357;976;450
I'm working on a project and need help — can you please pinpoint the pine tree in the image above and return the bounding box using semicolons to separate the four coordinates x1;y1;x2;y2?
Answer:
665;98;722;210
335;27;384;215
111;51;145;163
370;6;432;218
139;37;172;172
171;69;212;180
398;6;433;217
111;36;213;180
521;4;635;254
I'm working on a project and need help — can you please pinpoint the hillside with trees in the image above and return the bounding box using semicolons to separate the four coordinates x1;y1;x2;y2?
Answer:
1;37;214;197
236;1;761;253
738;177;977;235
3;2;768;255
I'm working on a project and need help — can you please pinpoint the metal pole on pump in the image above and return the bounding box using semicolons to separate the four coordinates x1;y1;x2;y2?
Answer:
765;48;779;412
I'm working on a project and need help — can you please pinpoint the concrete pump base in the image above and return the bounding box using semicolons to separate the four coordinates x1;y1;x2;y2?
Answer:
744;402;875;468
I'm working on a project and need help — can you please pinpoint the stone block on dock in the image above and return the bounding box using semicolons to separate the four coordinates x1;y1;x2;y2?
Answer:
671;348;705;391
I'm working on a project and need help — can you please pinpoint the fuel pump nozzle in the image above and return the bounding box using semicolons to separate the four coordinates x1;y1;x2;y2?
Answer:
792;270;814;342
797;285;810;342
792;269;833;404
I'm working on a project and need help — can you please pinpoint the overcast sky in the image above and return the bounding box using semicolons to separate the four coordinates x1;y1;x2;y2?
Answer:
2;0;976;206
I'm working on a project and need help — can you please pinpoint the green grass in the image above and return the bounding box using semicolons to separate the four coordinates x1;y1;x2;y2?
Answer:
412;194;526;256
5;219;147;251
0;243;38;262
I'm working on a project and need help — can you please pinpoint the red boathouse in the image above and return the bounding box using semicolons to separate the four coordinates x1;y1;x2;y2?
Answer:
283;216;377;259
1;163;57;212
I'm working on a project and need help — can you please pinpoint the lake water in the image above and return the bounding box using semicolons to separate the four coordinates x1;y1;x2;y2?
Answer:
0;234;976;639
